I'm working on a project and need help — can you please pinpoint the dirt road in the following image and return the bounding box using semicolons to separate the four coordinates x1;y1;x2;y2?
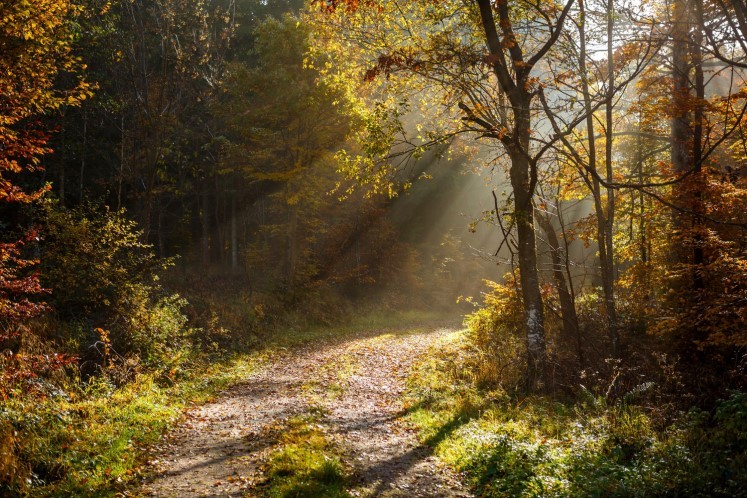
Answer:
141;326;471;497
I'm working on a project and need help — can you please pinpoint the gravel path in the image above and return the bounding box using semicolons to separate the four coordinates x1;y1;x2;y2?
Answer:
141;326;470;498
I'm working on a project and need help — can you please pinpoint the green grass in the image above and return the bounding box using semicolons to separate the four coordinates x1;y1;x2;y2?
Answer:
403;330;747;498
260;407;351;498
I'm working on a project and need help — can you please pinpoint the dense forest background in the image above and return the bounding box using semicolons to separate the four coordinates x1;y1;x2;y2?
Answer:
2;0;747;495
2;0;491;371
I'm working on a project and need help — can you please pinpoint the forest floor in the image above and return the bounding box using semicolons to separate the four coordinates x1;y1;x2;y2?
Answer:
139;324;471;498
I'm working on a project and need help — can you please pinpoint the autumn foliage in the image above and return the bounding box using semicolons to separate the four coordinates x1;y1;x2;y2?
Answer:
0;232;47;323
0;0;89;393
0;0;90;201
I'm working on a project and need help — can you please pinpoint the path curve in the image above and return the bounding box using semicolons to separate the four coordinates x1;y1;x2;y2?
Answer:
141;326;470;497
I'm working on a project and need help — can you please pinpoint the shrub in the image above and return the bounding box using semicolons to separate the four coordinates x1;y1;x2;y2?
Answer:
39;202;166;318
463;277;526;389
121;287;194;376
34;202;193;378
407;331;747;498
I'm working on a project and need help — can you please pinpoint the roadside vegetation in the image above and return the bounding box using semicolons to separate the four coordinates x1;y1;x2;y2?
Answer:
1;356;261;496
405;324;747;497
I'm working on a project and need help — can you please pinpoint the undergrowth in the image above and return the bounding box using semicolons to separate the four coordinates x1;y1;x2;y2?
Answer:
404;330;747;497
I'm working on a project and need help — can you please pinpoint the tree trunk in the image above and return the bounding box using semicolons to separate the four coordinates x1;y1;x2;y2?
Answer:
287;202;299;293
537;211;582;365
605;0;619;354
672;0;707;289
211;178;224;265
692;0;706;289
141;192;153;246
579;0;617;355
117;113;125;211
231;189;238;273
79;107;87;203
671;0;691;254
59;124;66;205
201;190;210;266
474;0;566;388
157;203;166;258
510;101;546;388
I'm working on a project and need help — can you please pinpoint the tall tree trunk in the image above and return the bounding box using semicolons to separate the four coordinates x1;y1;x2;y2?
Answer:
211;178;224;265
671;0;691;260
474;0;574;388
672;0;707;289
59;111;66;205
510;101;546;388
636;106;648;268
157;203;166;258
537;211;582;365
79;107;87;203
231;187;238;273
579;0;617;355
604;0;619;354
201;190;210;266
141;192;153;246
190;194;202;262
59;162;65;205
117;113;125;211
692;0;706;289
287;203;299;293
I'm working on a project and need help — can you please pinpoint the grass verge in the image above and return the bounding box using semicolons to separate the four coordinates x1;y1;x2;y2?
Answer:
2;353;264;497
403;329;747;497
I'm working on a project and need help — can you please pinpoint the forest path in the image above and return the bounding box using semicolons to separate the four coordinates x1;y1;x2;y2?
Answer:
140;324;471;498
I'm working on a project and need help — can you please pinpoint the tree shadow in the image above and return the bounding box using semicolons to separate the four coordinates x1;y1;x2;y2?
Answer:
352;402;483;497
139;376;309;497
